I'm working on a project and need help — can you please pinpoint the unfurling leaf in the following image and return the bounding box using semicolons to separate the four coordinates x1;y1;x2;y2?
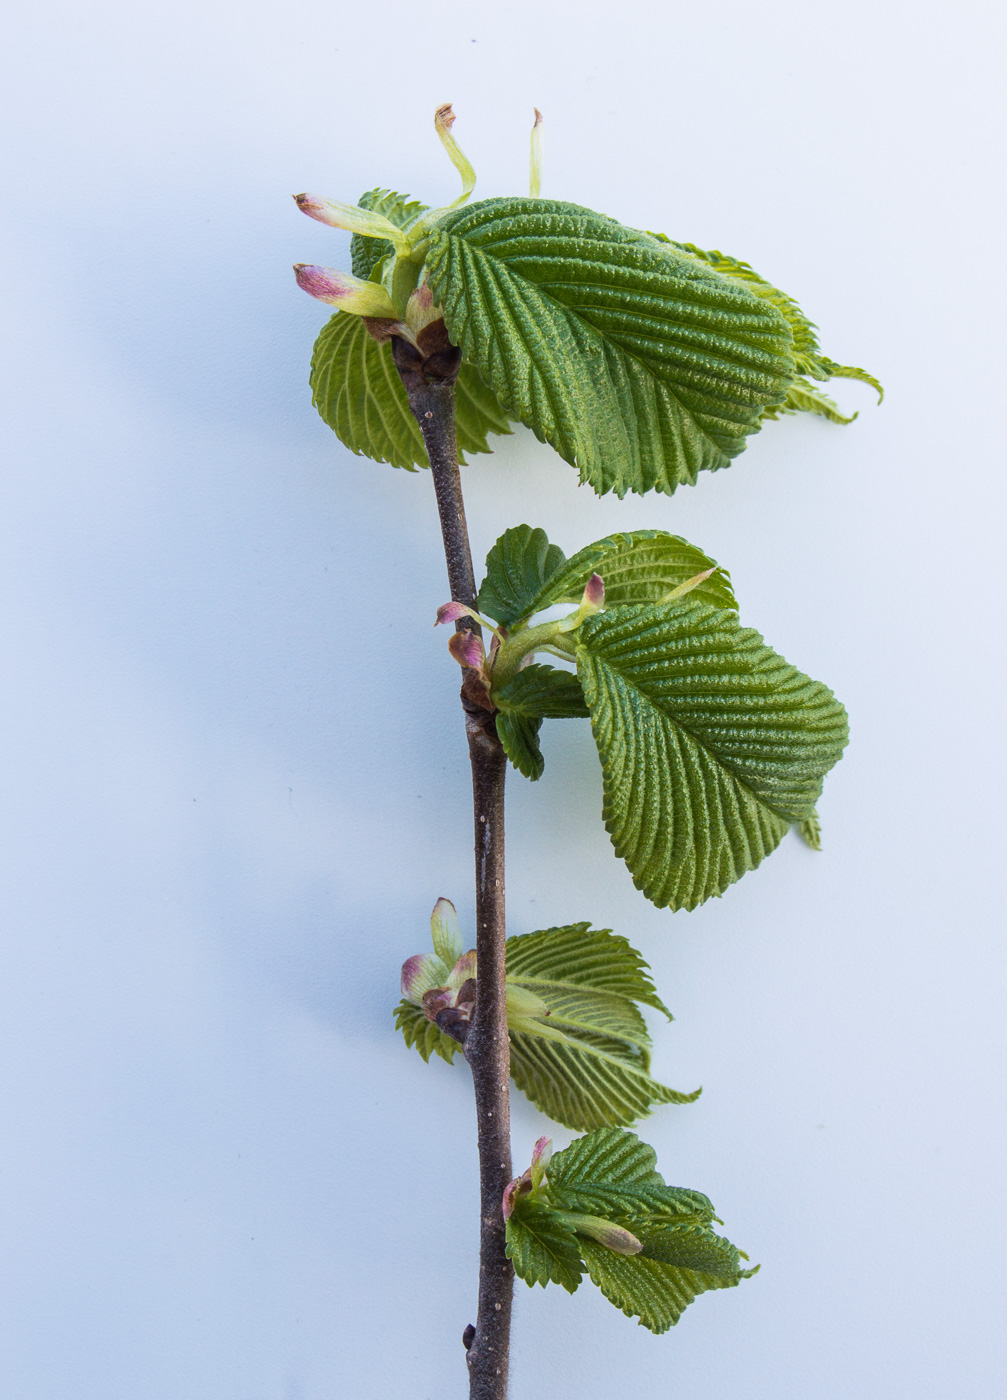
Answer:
654;236;883;417
506;1128;754;1331
423;198;796;497
478;526;735;626
575;600;848;910
396;917;692;1131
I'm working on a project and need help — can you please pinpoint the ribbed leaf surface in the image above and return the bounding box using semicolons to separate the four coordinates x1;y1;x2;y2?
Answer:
423;198;796;497
495;710;544;781
505;1196;584;1293
579;1240;743;1334
350;188;429;278
493;664;589;720
506;924;670;1018
547;1127;711;1219
540;1128;753;1332
527;529;737;615
508;1030;696;1131
310;311;511;469
493;665;589;781
576;601;848;909
477;525;567;625
659;236;883;407
392;999;460;1064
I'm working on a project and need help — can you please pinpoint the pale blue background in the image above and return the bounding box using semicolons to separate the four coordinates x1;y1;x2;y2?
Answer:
1;1;1004;1396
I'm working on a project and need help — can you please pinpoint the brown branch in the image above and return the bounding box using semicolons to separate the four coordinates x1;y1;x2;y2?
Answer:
395;334;514;1400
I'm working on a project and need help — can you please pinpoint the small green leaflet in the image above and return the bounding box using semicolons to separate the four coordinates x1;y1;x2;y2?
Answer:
392;998;460;1064
495;710;545;781
395;924;694;1130
478;526;735;627
350;188;430;279
493;664;589;782
423;198;796;498
575;601;848;910
502;1196;584;1292
762;377;857;425
798;811;822;850
310;312;511;470
506;1128;754;1332
654;236;884;409
477;525;567;627
507;923;697;1130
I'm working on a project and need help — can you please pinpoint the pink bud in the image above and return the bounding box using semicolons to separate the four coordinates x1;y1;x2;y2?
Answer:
501;1168;533;1221
530;1136;553;1190
582;573;605;609
435;601;478;627
448;630;486;672
448;950;477;987
401;952;450;1002
293;264;399;319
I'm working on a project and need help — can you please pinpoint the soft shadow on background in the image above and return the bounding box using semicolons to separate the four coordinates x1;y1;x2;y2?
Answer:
1;2;1004;1396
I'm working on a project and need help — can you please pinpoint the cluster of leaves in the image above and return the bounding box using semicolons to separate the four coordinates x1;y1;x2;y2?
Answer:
310;191;880;496
505;1128;755;1334
395;915;696;1130
476;525;848;910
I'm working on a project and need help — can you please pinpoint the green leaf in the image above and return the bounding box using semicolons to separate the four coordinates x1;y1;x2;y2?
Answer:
546;1127;712;1220
505;926;694;1130
310;312;511;470
493;664;590;720
514;529;738;620
508;1028;697;1132
506;924;670;1019
423;198;796;498
350;188;429;280
505;1196;584;1293
531;1128;754;1332
657;237;883;411
496;709;544;781
579;1239;745;1334
477;525;568;627
575;600;848;910
761;377;857;425
798;811;822;850
392;999;459;1064
492;664;589;782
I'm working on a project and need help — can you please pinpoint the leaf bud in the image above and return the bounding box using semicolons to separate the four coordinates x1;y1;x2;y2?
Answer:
293;264;400;319
430;897;463;967
292;194;408;250
448;629;486;672
530;1135;553;1190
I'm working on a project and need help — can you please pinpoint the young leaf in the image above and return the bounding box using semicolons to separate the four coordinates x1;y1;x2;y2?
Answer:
508;1029;696;1131
575;600;848;910
506;923;670;1018
505;924;695;1129
492;664;590;720
505;1195;584;1292
798;811;822;850
508;528;738;620
655;237;883;408
477;525;568;627
398;920;692;1130
491;664;589;782
310;311;511;469
495;710;544;781
761;377;857;426
546;1126;712;1219
509;1128;755;1332
392;998;460;1064
578;1239;746;1334
422;198;796;498
350;188;430;279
